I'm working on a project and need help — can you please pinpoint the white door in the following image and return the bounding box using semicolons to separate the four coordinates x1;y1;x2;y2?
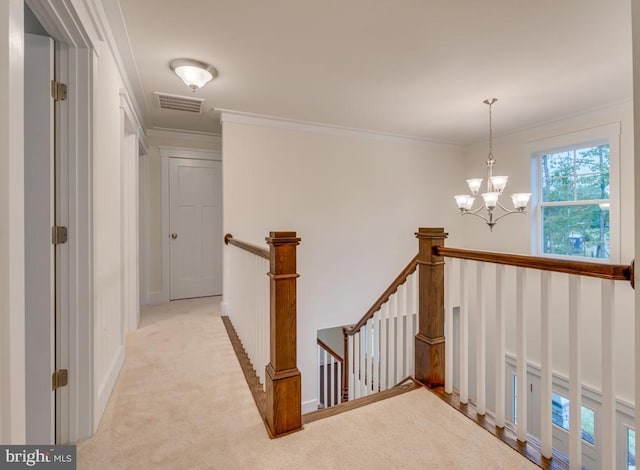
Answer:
24;33;55;444
169;158;222;299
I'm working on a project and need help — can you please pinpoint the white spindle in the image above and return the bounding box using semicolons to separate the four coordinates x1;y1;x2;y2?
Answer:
495;264;505;428
568;275;582;470
380;303;388;390
388;298;396;387
476;262;486;415
396;286;405;381
601;279;615;469
540;271;552;459
348;334;354;401
373;310;380;394
405;274;414;381
359;323;367;397
445;259;453;394
516;267;527;442
353;332;361;399
323;348;329;407
337;360;342;404
367;318;375;392
459;260;469;404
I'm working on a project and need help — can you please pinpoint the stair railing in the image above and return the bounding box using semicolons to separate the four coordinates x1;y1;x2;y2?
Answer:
224;232;302;438
429;232;635;469
317;338;343;408
342;254;419;402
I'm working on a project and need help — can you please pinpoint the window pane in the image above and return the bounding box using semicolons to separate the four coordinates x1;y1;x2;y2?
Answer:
581;407;595;445
629;428;636;470
551;392;596;445
576;145;609;175
543;176;573;202
575;173;609;200
542;205;609;259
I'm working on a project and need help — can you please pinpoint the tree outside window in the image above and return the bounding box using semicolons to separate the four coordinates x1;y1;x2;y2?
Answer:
539;144;610;260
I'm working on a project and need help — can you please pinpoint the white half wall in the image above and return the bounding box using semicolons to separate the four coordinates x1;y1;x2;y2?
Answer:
221;112;465;412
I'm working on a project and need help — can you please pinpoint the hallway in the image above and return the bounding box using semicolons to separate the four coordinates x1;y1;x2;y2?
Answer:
77;297;538;470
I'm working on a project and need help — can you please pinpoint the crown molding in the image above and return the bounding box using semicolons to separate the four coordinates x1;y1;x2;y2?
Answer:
93;0;149;130
147;128;222;144
217;108;464;148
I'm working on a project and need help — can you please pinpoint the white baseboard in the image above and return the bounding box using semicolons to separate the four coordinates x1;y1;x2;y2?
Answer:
94;346;125;431
221;301;229;316
302;399;318;414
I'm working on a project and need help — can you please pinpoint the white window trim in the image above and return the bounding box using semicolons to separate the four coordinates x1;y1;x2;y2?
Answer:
526;123;621;263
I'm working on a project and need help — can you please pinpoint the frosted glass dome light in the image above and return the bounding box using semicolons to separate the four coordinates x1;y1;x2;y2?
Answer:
170;59;218;91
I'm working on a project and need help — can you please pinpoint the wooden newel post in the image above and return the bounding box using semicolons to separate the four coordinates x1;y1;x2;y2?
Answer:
415;227;448;388
341;327;350;403
265;231;302;437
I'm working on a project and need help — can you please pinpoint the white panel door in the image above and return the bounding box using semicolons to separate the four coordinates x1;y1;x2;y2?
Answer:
24;33;55;444
169;158;222;299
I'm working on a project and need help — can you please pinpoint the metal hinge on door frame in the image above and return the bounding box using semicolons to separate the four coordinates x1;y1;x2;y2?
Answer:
51;225;68;245
51;80;67;102
52;369;68;390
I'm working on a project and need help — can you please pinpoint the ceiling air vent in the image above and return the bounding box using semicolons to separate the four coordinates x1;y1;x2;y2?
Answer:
154;92;204;113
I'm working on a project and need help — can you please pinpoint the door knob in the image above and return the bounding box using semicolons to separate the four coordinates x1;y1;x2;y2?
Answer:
171;233;178;239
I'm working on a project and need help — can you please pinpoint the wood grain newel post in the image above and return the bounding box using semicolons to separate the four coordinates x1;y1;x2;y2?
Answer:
265;231;302;437
415;227;448;388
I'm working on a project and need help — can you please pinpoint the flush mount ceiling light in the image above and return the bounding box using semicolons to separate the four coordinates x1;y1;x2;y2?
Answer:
454;98;531;231
170;59;218;91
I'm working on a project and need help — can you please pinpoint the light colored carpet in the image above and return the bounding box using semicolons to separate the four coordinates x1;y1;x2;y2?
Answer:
77;297;539;470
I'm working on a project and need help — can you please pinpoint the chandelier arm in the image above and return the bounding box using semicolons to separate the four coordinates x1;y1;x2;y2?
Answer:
465;203;488;215
491;210;526;224
496;201;511;212
461;210;491;224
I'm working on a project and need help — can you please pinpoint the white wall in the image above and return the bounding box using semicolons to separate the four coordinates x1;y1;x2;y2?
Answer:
457;101;635;405
221;113;465;412
0;0;26;444
143;131;221;303
93;40;128;422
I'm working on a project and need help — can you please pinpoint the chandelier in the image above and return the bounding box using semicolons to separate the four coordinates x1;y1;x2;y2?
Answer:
454;98;531;230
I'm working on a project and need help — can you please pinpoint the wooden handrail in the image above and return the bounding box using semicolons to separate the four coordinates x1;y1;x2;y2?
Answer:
344;255;418;336
435;246;633;284
317;338;344;364
224;233;269;260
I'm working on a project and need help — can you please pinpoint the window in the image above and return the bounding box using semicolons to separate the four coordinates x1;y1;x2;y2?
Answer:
537;143;610;259
629;428;636;470
531;123;620;262
551;392;595;445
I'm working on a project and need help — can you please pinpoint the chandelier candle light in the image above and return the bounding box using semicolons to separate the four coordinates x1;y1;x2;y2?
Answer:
454;98;531;230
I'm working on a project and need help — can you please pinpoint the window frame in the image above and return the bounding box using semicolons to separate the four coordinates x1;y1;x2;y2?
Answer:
529;123;621;263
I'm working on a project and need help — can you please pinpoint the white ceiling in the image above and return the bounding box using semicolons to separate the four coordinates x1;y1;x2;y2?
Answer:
113;0;632;144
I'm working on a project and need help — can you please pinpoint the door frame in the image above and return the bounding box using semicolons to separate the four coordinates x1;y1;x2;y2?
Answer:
26;0;97;443
159;146;221;302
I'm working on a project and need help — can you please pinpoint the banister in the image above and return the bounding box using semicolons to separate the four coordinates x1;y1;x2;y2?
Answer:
344;255;419;336
435;246;633;283
317;338;344;364
224;233;269;260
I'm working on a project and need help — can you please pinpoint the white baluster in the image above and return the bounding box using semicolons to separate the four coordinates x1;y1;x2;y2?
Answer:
495;264;505;428
329;354;335;407
317;345;322;408
459;260;469;404
476;262;486;415
396;285;405;381
373;310;380;393
405;274;414;382
445;259;453;394
516;267;527;443
568;275;582;470
348;334;354;401
323;348;329;407
337;360;342;404
540;271;552;459
353;332;361;399
360;324;367;397
367;318;374;392
388;299;396;388
601;279;615;469
380;303;388;390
